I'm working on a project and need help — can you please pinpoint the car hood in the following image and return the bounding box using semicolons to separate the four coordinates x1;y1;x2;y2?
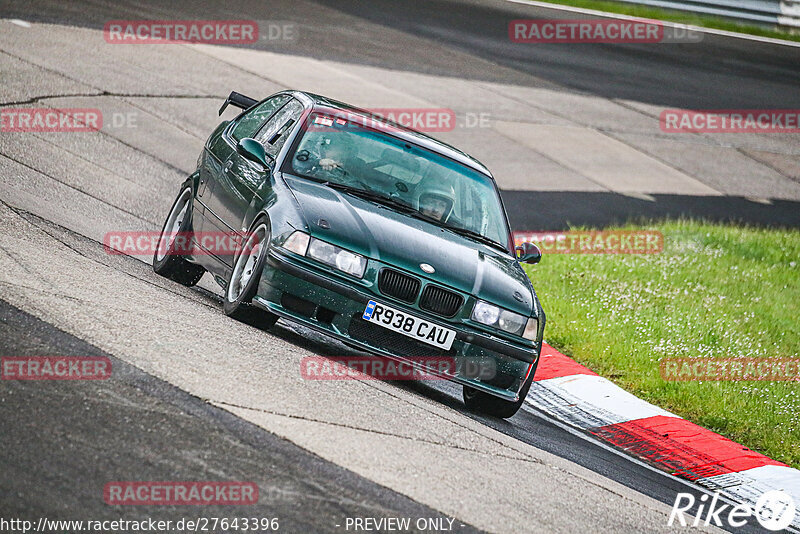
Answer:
281;174;535;316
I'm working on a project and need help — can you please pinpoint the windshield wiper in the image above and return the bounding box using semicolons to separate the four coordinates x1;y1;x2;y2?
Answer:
322;181;508;253
395;204;509;253
322;182;416;213
443;226;509;253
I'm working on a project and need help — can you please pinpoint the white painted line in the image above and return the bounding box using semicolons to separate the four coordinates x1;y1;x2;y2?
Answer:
9;19;32;28
519;401;783;531
744;465;800;506
703;465;800;529
504;0;800;48
528;373;679;427
526;374;800;533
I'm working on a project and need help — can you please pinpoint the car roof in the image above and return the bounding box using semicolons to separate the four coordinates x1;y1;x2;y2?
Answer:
288;90;494;178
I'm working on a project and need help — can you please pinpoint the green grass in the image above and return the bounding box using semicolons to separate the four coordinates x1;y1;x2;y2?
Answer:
522;220;800;466
533;0;800;42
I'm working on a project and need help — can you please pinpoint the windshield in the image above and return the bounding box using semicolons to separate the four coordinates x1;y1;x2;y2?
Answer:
285;112;511;250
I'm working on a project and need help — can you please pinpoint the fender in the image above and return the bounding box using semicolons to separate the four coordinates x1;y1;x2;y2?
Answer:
242;171;277;236
242;171;306;250
183;171;205;222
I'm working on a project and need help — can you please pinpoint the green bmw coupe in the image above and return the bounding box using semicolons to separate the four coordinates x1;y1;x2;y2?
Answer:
154;90;545;418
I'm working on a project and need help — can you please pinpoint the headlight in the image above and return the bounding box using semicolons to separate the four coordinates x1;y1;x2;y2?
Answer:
298;236;366;278
471;300;530;337
282;231;366;277
471;300;500;325
283;231;310;255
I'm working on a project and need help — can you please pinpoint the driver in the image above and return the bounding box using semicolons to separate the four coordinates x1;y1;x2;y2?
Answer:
416;181;456;222
318;135;352;173
295;133;363;181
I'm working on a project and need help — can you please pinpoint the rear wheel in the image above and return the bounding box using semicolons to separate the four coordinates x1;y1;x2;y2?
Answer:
153;186;205;286
463;367;536;419
223;220;279;328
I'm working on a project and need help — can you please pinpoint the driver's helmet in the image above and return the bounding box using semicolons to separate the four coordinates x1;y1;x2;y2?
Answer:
416;180;455;222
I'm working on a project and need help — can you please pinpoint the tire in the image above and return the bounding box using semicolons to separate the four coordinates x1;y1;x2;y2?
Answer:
463;364;537;419
222;218;279;328
153;186;206;286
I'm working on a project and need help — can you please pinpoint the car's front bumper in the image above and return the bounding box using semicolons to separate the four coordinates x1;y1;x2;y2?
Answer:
253;248;540;402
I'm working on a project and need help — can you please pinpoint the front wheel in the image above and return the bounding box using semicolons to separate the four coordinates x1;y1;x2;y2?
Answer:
463;369;535;419
223;220;279;328
153;186;205;286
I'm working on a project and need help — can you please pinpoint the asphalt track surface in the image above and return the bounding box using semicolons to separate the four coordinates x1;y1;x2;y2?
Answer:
0;0;798;533
2;0;799;228
0;298;481;534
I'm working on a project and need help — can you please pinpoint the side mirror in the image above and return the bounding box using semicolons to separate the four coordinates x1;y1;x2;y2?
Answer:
515;241;542;264
237;138;273;169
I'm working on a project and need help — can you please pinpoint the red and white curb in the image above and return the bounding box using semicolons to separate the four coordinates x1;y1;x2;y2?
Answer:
527;343;800;528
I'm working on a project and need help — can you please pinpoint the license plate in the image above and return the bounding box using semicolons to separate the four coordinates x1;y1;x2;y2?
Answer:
362;300;456;350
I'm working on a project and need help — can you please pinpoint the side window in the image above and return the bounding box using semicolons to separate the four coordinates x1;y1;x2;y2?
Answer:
230;94;290;141
255;99;303;158
254;99;305;157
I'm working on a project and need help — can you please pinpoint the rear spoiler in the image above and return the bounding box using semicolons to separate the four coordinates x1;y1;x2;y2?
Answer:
218;91;258;116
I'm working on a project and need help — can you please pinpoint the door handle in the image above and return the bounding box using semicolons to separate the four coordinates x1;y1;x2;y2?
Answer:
224;160;233;172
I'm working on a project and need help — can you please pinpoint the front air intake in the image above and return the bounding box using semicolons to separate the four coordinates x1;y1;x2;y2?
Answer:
377;268;421;303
